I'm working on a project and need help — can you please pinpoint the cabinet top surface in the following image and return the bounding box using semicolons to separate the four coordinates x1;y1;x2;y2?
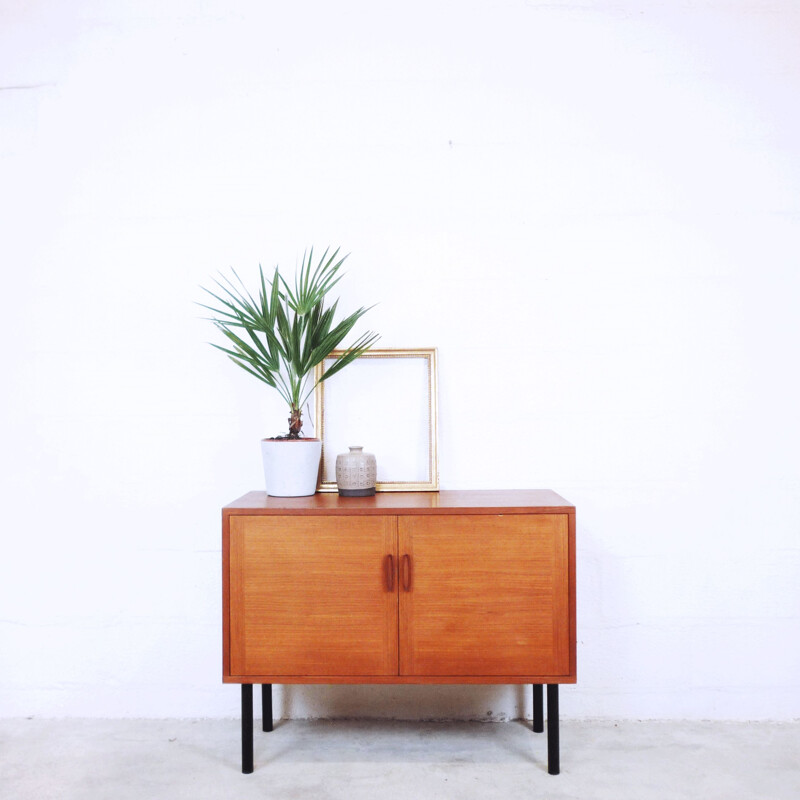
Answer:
224;489;574;516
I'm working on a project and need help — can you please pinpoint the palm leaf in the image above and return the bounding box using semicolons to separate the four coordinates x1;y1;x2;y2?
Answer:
199;246;379;430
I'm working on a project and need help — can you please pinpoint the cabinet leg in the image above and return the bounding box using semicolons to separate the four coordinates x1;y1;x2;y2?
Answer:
242;684;254;774
533;684;544;733
547;684;560;775
262;684;273;732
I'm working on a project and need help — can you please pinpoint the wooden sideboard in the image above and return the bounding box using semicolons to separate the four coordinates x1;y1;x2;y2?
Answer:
223;490;576;774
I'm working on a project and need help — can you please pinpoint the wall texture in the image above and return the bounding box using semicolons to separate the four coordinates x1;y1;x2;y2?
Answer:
1;0;798;720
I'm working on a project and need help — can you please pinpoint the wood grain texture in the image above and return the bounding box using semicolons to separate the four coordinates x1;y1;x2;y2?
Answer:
398;515;571;677
229;516;398;677
568;509;577;680
223;674;570;684
223;491;576;684
224;489;574;516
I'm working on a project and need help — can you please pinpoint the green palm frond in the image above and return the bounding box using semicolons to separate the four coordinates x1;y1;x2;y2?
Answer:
199;248;379;436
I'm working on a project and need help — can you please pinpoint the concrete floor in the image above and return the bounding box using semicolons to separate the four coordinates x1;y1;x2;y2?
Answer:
1;718;798;800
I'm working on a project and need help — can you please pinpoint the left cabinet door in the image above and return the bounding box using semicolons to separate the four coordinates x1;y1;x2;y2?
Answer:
227;515;398;678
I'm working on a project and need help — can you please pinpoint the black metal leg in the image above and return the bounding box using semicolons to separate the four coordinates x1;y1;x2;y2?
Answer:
242;684;254;774
547;683;560;775
262;684;273;732
533;684;544;732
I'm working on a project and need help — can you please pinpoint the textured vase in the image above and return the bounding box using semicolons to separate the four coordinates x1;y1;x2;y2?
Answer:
335;446;377;497
261;438;322;497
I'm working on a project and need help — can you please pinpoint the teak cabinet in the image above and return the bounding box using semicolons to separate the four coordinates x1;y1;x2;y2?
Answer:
223;490;576;774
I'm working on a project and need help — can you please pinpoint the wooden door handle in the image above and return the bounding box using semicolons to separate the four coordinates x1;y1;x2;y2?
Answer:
385;554;394;592
401;554;411;591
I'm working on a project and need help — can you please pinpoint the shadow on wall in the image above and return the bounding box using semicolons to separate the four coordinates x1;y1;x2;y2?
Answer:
280;684;531;721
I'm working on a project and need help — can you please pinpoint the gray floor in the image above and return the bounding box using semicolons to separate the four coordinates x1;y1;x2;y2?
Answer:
1;718;798;800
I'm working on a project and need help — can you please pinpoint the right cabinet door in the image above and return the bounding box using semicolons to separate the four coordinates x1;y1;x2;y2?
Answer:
398;514;570;677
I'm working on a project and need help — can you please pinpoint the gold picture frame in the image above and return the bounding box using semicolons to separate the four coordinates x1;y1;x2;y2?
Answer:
314;348;439;492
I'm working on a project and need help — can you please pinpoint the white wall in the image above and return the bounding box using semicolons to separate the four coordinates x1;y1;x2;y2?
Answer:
1;0;798;721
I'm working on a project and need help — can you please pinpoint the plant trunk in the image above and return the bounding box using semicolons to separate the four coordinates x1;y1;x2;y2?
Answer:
288;405;303;438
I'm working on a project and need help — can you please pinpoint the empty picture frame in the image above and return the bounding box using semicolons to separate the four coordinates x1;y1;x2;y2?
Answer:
314;348;439;492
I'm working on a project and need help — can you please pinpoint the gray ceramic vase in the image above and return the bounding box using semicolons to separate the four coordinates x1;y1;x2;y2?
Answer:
335;446;377;497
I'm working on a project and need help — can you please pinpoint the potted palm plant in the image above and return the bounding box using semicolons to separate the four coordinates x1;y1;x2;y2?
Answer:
200;247;379;496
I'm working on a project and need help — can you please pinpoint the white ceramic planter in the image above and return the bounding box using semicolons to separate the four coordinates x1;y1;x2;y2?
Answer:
260;438;322;497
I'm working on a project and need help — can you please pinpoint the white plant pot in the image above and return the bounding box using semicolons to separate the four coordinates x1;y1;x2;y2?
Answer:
261;438;322;497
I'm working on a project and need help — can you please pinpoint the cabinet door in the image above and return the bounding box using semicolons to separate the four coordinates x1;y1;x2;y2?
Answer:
229;516;398;677
398;514;570;677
